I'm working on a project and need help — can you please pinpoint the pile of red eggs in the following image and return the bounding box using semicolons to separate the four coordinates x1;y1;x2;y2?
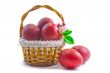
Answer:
59;45;90;69
22;17;61;41
22;17;90;69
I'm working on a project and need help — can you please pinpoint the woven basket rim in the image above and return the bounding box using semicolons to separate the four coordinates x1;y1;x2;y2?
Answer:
20;38;65;48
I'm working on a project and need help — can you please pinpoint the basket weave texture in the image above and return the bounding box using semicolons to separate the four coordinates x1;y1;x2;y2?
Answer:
22;46;63;66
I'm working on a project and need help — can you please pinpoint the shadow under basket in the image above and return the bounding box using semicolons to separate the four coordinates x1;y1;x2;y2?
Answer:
20;38;65;66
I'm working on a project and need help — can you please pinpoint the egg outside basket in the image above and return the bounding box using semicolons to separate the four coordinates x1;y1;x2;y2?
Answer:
19;5;65;66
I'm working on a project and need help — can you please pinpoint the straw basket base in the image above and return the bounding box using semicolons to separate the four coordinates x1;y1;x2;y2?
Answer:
24;61;56;67
22;47;62;67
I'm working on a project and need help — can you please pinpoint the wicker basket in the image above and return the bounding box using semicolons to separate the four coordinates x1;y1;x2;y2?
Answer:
19;5;65;66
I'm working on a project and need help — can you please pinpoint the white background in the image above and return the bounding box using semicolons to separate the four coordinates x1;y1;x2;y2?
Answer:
0;0;110;73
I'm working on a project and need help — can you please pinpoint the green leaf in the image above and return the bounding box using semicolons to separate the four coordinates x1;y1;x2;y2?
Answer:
64;36;74;44
63;29;72;36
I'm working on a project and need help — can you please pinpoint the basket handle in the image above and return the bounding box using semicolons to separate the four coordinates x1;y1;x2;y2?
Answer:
20;5;65;37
